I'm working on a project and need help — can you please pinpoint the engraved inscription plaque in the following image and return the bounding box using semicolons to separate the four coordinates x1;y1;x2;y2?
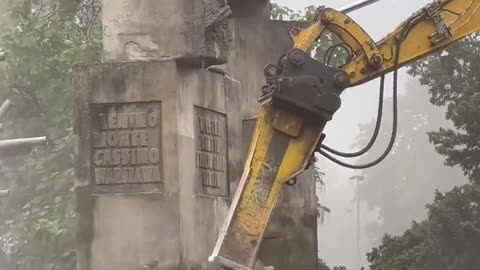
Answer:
194;107;228;197
90;102;163;190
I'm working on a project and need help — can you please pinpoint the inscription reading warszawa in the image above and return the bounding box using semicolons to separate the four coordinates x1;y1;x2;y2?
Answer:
194;107;228;196
92;103;162;185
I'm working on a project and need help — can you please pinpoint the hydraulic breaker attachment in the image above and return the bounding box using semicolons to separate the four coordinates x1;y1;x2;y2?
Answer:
210;0;480;268
209;49;348;270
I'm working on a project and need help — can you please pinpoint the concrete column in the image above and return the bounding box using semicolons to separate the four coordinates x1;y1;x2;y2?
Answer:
102;0;232;66
73;61;241;270
74;0;318;270
228;0;272;18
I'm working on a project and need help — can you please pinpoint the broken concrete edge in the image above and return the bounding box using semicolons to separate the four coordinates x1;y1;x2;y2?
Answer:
228;0;272;18
102;0;234;64
70;59;239;100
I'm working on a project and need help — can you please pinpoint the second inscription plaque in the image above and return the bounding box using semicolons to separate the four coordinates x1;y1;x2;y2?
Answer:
194;106;228;197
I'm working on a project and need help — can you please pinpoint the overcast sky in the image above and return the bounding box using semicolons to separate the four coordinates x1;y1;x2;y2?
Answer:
271;0;432;268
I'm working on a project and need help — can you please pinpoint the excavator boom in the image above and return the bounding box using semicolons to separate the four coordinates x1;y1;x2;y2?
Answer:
210;1;480;269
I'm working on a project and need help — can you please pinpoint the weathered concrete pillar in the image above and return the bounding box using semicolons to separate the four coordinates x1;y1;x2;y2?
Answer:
102;0;232;66
74;61;242;270
74;0;318;270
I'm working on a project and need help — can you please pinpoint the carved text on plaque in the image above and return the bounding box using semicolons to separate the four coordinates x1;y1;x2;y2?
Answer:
91;103;162;185
194;107;228;196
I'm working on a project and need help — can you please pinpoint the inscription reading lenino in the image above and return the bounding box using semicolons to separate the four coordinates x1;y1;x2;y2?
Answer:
194;107;228;196
91;103;162;185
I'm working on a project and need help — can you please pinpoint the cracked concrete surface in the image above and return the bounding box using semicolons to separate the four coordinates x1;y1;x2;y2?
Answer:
103;0;234;65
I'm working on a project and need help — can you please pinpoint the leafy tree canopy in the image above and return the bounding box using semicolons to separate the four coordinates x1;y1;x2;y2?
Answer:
367;34;480;270
368;184;480;270
0;0;101;269
409;34;480;184
355;78;467;238
318;259;347;270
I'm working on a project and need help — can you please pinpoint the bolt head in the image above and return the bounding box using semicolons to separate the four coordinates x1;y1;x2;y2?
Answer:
334;72;350;87
289;50;306;66
323;9;335;21
371;54;383;67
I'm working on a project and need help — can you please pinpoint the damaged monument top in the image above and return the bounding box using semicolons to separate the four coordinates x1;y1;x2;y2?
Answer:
101;0;271;65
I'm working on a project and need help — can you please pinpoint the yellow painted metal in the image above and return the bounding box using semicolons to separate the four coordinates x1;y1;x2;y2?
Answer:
293;7;383;68
210;1;480;269
210;104;324;269
291;22;326;52
345;0;480;86
291;0;480;87
320;8;383;68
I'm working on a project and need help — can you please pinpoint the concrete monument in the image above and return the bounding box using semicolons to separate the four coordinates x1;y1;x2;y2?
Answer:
73;1;318;270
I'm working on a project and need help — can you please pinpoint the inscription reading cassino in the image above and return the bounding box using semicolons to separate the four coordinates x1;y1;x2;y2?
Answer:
92;103;162;185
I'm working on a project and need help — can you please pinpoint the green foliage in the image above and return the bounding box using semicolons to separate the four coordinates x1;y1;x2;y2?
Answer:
270;3;316;21
318;259;331;270
409;34;480;184
368;34;480;270
317;259;346;270
367;184;480;270
356;78;467;237
0;0;101;269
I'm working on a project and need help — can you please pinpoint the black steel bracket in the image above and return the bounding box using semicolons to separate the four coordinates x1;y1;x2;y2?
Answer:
259;49;349;122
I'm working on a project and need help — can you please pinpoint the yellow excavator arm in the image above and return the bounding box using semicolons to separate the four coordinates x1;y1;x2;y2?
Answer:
294;0;480;86
209;0;480;269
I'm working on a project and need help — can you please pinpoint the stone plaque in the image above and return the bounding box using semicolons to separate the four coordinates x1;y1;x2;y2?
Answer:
90;102;163;192
194;106;228;197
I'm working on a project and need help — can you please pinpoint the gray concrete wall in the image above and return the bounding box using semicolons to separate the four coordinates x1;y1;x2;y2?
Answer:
228;0;271;18
75;1;318;270
225;19;305;117
102;0;231;66
175;67;242;269
73;61;241;270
